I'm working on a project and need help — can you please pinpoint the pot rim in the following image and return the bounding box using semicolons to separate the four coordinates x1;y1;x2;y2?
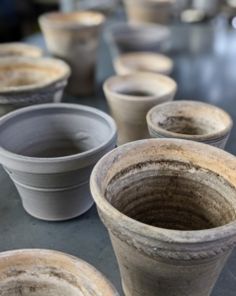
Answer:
0;43;43;58
90;138;236;244
147;100;233;141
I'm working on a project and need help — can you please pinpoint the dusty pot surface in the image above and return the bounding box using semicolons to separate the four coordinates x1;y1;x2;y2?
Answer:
0;249;119;296
103;72;177;145
39;11;105;96
0;43;43;58
147;100;233;149
0;103;117;221
114;52;174;76
90;138;236;296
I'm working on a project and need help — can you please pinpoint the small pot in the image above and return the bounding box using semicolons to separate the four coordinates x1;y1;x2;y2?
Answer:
0;56;70;116
103;72;177;145
0;103;117;221
147;100;233;149
39;11;105;96
0;249;119;296
0;43;43;58
90;138;236;296
114;52;174;76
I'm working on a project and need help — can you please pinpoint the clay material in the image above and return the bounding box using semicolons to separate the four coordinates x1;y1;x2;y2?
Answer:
90;138;236;296
147;100;233;149
0;103;117;221
39;11;105;96
0;249;119;296
0;43;43;58
103;72;177;145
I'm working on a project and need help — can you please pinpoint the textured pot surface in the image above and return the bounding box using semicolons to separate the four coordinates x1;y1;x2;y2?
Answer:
0;43;43;58
90;139;236;296
39;11;105;96
0;103;117;220
0;249;119;296
104;72;177;145
147;100;233;149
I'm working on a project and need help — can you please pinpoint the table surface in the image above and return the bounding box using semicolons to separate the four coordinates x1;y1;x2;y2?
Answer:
1;13;236;296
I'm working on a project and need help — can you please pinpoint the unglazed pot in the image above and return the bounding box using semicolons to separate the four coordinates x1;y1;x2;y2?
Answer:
147;100;233;149
0;43;43;58
103;72;177;145
0;103;117;221
0;57;70;116
90;138;236;296
39;11;105;96
114;52;173;76
0;249;119;296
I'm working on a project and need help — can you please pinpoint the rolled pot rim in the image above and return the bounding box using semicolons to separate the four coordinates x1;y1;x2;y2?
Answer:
0;42;43;57
0;56;71;94
0;248;119;295
147;100;233;141
90;138;236;244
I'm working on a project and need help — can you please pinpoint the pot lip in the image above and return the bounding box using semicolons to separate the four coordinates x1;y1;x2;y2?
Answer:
0;103;117;165
0;42;43;58
0;248;119;295
146;100;233;141
90;138;236;244
0;56;71;94
103;73;177;102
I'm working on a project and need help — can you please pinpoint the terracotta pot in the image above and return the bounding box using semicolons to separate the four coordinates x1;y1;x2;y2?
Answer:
39;11;105;96
0;103;117;221
90;138;236;296
103;72;177;145
0;56;70;116
114;52;173;76
0;249;119;295
147;100;233;149
0;43;43;58
123;0;176;24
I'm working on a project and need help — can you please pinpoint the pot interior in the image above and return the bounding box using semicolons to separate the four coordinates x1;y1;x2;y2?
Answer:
105;160;236;231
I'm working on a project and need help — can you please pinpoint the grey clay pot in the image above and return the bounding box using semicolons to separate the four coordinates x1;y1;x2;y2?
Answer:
90;138;236;296
0;103;117;221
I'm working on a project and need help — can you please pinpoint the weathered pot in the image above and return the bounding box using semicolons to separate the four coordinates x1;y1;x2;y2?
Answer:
0;43;43;58
147;100;233;149
123;0;176;24
39;11;105;96
114;52;173;76
0;249;119;296
90;138;236;296
0;56;70;116
0;103;117;221
103;72;177;145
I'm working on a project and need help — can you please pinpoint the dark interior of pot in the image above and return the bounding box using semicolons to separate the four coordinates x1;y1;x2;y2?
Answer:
105;161;236;231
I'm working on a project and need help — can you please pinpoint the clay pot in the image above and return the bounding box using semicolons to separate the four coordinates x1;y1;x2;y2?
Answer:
123;0;176;24
0;249;119;295
103;72;177;145
90;138;236;296
0;103;117;221
0;43;43;58
0;56;70;116
114;52;174;76
147;100;233;149
39;11;105;96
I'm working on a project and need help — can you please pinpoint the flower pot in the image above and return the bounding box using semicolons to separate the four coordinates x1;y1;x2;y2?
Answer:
103;72;177;145
123;0;176;24
0;57;70;116
0;103;117;221
0;249;119;295
90;138;236;296
147;100;233;149
114;52;174;76
39;11;105;96
0;43;43;58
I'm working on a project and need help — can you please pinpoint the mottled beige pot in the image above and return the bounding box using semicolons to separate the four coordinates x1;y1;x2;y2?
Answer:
0;43;43;58
147;100;233;149
0;249;119;295
123;0;176;24
103;72;177;145
39;11;105;96
90;138;236;296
